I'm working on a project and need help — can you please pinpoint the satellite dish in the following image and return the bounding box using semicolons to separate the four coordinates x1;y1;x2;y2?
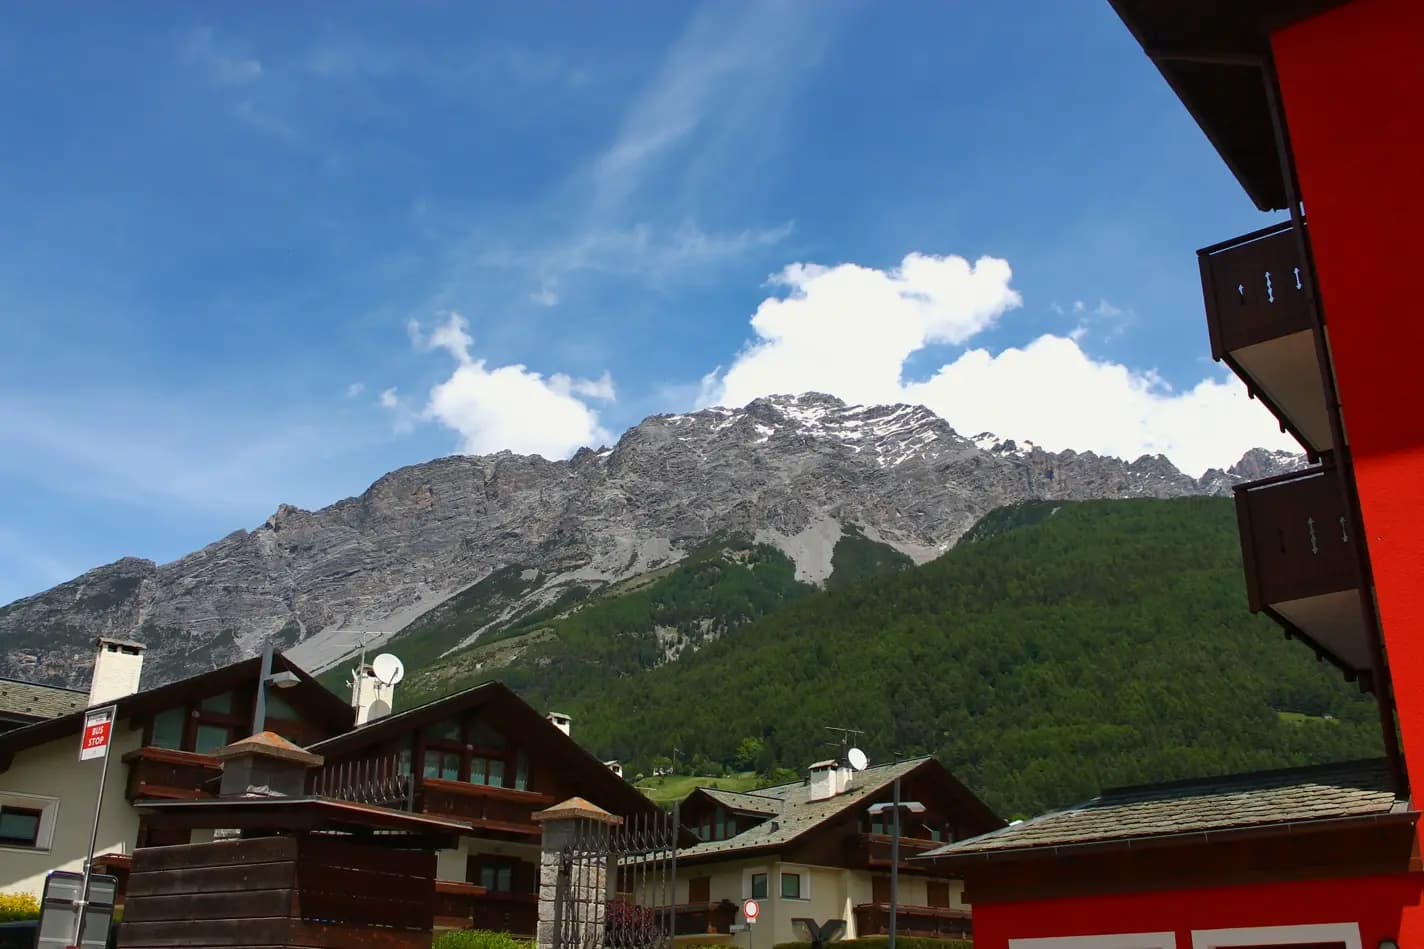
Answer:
847;747;869;772
371;653;405;686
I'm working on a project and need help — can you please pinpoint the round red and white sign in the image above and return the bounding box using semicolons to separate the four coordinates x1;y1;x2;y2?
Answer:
743;899;760;922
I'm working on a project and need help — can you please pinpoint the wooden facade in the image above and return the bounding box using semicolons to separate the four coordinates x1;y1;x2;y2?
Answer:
118;836;436;949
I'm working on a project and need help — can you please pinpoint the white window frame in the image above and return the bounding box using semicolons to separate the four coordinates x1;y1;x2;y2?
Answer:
0;791;60;853
1010;933;1175;949
777;863;810;902
1192;923;1361;949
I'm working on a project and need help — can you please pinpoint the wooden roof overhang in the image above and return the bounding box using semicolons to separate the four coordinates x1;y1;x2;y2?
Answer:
134;795;472;850
1108;0;1350;211
919;809;1419;904
308;681;663;824
0;651;353;772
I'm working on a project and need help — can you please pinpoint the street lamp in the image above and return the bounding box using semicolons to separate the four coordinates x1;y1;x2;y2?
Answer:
251;644;301;735
868;778;925;949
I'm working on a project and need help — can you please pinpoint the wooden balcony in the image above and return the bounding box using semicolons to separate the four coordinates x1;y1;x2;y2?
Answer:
434;882;538;935
853;903;971;940
852;834;941;873
1199;221;1331;454
655;901;739;937
420;778;554;837
122;747;221;802
1235;465;1370;684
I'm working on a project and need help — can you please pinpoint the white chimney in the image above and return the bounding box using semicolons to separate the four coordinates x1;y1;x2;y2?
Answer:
89;638;145;707
837;763;854;794
547;712;571;736
808;759;839;802
604;760;623;778
350;664;394;726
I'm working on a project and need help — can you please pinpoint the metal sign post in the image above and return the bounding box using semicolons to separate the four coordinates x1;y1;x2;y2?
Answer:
72;704;117;948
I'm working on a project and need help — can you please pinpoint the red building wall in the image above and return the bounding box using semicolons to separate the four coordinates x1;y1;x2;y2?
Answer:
970;873;1423;948
1272;0;1424;800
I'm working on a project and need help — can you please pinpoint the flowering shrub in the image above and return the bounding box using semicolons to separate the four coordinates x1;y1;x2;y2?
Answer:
0;891;40;922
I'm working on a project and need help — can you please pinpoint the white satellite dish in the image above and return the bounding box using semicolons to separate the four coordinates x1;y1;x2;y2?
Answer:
371;653;405;686
847;747;869;772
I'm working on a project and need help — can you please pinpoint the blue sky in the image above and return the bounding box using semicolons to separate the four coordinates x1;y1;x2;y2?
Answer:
0;1;1294;605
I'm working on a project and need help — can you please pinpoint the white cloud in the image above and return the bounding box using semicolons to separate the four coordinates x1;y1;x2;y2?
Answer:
180;27;262;85
410;313;613;458
704;254;1298;476
378;387;400;409
529;285;560;307
345;383;365;399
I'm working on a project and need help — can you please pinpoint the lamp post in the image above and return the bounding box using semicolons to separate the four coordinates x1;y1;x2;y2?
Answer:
869;778;925;949
251;644;302;735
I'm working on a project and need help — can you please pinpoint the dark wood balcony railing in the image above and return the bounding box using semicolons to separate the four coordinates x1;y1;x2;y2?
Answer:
1235;465;1370;681
853;903;971;940
1198;221;1332;454
420;779;554;836
852;833;941;871
434;882;538;935
122;747;221;802
654;901;738;936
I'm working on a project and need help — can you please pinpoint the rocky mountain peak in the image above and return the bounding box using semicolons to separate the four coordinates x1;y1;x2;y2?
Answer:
0;395;1305;688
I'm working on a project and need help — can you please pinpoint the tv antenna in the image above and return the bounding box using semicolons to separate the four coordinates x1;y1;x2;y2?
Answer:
824;726;865;764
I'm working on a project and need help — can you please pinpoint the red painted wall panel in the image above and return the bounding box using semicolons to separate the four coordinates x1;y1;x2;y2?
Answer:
970;873;1423;949
1271;0;1424;798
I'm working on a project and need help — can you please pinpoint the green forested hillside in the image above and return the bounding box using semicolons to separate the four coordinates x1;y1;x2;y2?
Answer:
511;499;1380;817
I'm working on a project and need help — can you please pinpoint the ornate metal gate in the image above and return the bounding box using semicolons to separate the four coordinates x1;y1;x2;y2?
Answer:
553;807;679;949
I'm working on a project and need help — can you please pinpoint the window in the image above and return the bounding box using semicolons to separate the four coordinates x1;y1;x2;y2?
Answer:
689;877;711;904
266;692;300;719
194;724;232;755
0;807;41;848
397;748;413;776
426;718;462;742
480;860;515;893
780;872;802;900
150;707;185;750
750;873;768;900
714;810;725;840
468;720;506;749
199;691;234;714
700;818;712;841
514;751;529;791
926;882;951;909
0;795;56;851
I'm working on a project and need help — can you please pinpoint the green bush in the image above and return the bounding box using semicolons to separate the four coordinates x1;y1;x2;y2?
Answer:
775;939;972;949
433;930;536;949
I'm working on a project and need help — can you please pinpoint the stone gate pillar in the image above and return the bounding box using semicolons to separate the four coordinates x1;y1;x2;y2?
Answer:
535;797;622;949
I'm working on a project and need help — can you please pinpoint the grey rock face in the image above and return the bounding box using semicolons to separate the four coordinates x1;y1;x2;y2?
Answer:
0;393;1303;688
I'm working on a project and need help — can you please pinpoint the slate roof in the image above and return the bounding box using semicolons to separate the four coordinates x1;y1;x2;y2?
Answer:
0;677;87;722
679;757;930;860
700;788;780;815
921;758;1402;862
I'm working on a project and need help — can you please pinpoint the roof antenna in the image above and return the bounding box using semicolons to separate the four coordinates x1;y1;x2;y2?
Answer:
824;726;865;765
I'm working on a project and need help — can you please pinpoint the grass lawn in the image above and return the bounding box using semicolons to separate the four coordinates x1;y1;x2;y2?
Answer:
636;772;761;806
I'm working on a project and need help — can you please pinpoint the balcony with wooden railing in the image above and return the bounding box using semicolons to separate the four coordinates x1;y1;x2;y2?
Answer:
853;903;971;940
1234;464;1370;685
851;833;942;872
1198;221;1331;455
434;882;539;934
653;901;739;937
122;747;222;802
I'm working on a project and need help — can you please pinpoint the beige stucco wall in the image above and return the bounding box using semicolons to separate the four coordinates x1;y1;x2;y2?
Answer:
435;834;542;883
676;858;968;948
0;724;143;898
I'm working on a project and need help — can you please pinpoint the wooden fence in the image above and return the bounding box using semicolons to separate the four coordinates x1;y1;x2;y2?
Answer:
118;835;435;949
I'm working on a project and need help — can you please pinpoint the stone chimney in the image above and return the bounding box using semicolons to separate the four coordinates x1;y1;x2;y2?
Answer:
547;712;572;736
88;638;145;707
214;731;323;798
808;759;839;802
350;664;395;726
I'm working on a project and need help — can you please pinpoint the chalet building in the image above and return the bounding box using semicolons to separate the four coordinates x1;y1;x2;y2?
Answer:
919;1;1424;946
668;757;1002;948
0;676;85;734
0;639;659;936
